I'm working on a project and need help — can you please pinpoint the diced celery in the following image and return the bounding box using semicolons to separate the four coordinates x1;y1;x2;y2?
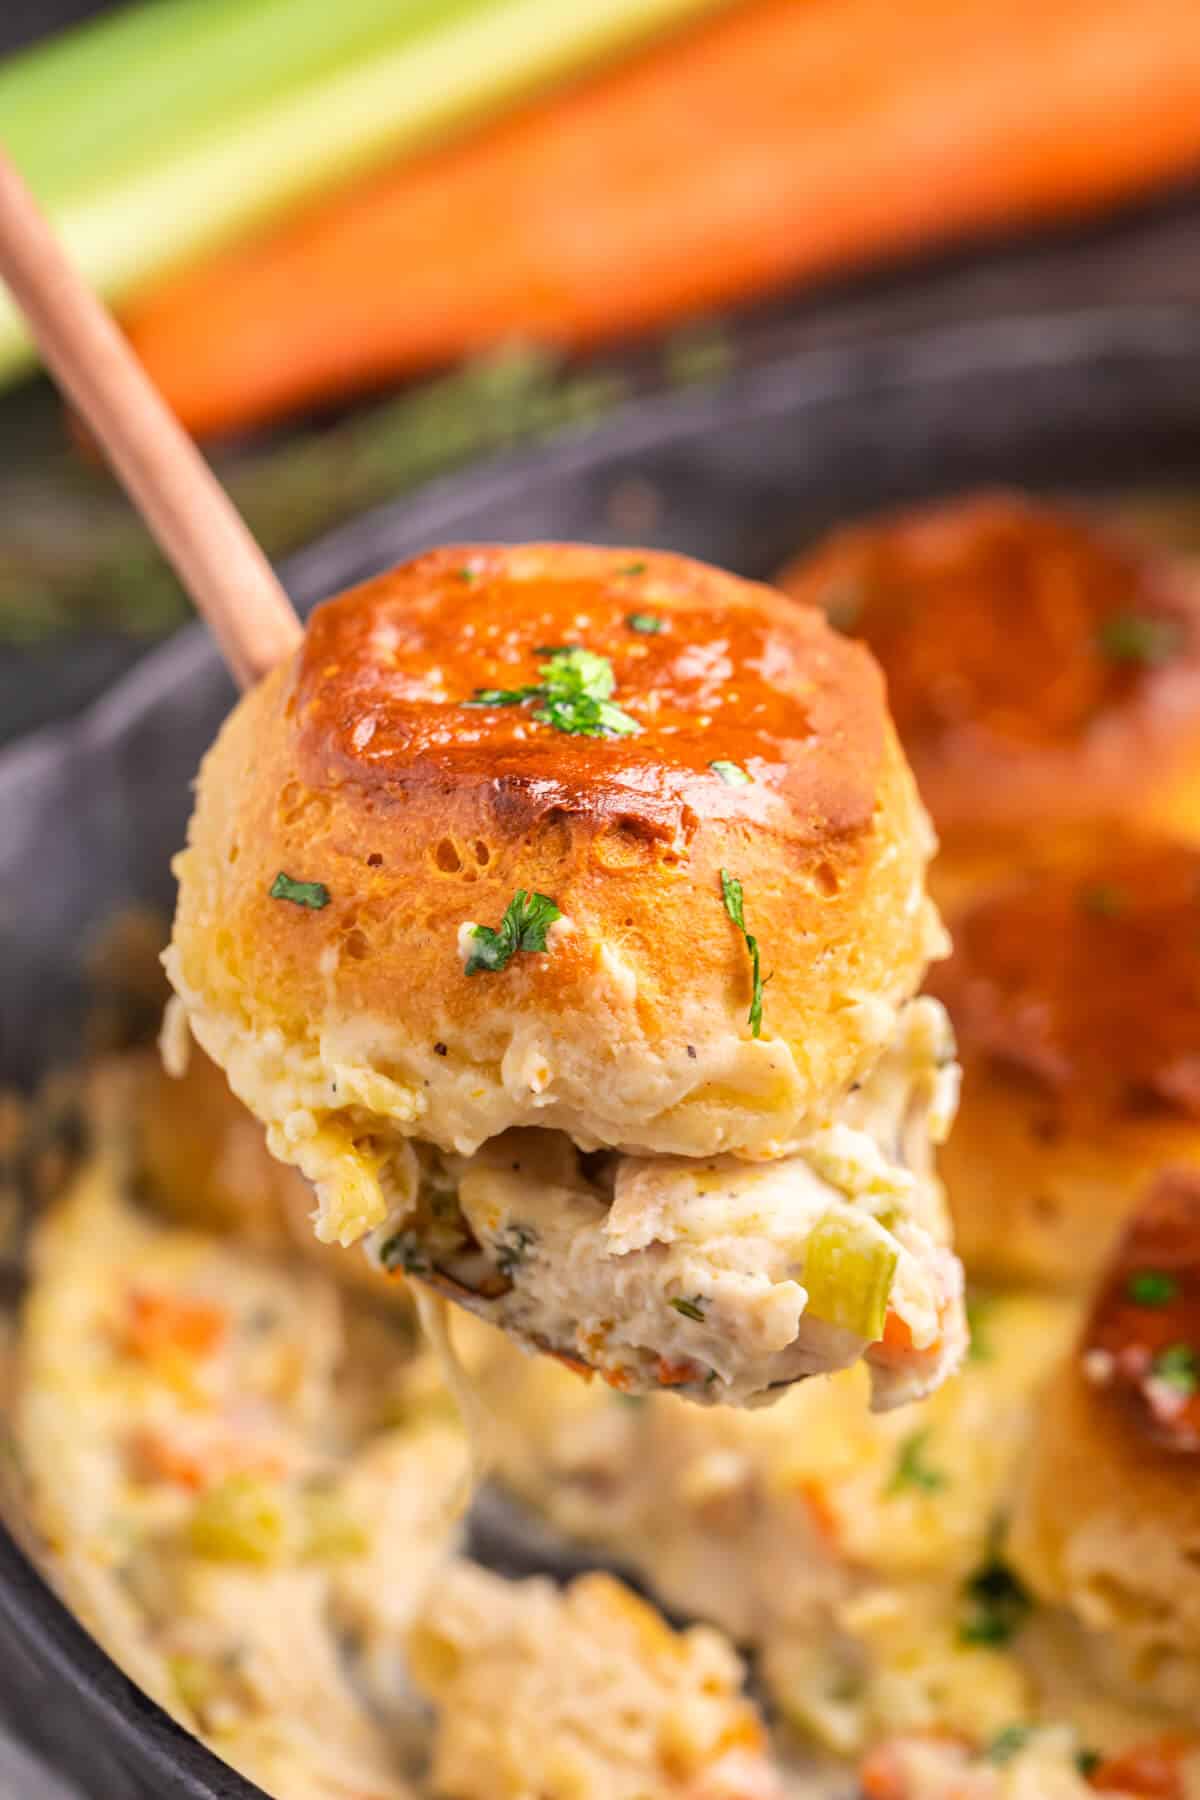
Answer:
802;1214;898;1342
188;1474;290;1565
301;1487;369;1561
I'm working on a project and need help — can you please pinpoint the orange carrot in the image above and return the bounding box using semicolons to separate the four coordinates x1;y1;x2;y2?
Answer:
797;1476;841;1552
125;0;1200;439
1091;1737;1197;1797
122;1288;228;1362
654;1356;702;1387
879;1310;917;1356
858;1747;909;1800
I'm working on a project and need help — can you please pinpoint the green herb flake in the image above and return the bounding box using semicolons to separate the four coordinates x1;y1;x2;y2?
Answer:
269;871;330;910
886;1430;948;1497
965;1293;994;1363
467;683;541;707
959;1555;1032;1648
496;1224;537;1278
1151;1342;1199;1397
669;1296;707;1323
626;611;663;634
1080;883;1126;919
720;869;765;1037
535;645;640;737
464;889;561;977
467;646;639;738
379;1229;430;1277
619;561;647;576
710;759;752;786
1095;611;1184;667
456;565;478;583
1076;1749;1101;1779
1127;1270;1179;1308
984;1725;1033;1767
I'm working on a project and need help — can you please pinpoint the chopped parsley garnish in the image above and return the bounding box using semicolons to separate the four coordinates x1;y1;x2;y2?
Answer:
467;645;640;738
379;1229;430;1277
1127;1270;1178;1308
720;869;765;1037
710;759;752;786
669;1296;707;1323
269;871;330;910
464;890;561;976
965;1293;993;1363
959;1553;1032;1647
1151;1342;1199;1397
984;1725;1033;1766
886;1430;948;1496
1095;611;1183;666
619;561;647;576
1076;1749;1102;1779
1080;882;1126;919
456;565;478;583
626;612;663;634
496;1224;537;1278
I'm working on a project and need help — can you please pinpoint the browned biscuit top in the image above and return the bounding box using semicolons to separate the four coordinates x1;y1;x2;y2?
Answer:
294;542;882;851
928;838;1200;1127
779;493;1200;835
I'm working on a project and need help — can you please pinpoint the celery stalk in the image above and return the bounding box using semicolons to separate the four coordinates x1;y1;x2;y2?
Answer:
0;0;425;206
802;1214;898;1342
0;0;728;384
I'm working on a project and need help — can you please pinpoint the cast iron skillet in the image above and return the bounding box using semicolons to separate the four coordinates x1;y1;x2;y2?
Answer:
3;305;1200;1797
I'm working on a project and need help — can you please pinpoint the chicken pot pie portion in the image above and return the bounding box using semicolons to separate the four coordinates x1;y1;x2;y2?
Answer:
166;543;964;1408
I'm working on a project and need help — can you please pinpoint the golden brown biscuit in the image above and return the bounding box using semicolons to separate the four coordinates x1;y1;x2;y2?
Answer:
168;544;940;1173
1010;1170;1200;1712
165;544;963;1408
778;493;1200;910
927;836;1200;1290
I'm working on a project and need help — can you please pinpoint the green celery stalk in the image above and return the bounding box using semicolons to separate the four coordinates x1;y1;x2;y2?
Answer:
0;0;727;384
802;1213;898;1343
0;0;425;205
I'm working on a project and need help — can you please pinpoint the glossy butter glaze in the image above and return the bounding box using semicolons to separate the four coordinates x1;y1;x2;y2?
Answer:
292;544;883;847
930;840;1200;1128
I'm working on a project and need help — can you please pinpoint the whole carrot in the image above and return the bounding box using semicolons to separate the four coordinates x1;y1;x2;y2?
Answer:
126;0;1200;438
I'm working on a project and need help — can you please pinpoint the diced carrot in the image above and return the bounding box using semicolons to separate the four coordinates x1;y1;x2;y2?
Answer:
880;1310;916;1355
128;1428;210;1492
797;1477;842;1553
122;1288;228;1362
600;1365;637;1393
128;1426;286;1493
1091;1736;1196;1796
548;1348;595;1382
126;0;1200;440
655;1356;700;1388
858;1746;909;1800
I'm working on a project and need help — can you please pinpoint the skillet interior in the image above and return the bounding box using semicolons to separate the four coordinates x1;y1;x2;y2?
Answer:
3;306;1200;1796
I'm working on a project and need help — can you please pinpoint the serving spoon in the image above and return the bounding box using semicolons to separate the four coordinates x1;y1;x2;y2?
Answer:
0;150;300;690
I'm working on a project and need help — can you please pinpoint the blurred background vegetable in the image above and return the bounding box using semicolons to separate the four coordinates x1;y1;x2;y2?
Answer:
1;0;1200;696
121;0;1200;439
0;0;727;381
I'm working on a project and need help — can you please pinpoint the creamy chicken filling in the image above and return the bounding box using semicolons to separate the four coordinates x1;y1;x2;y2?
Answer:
364;999;964;1408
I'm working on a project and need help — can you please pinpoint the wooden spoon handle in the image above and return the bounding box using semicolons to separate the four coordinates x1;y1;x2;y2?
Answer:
0;151;301;690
